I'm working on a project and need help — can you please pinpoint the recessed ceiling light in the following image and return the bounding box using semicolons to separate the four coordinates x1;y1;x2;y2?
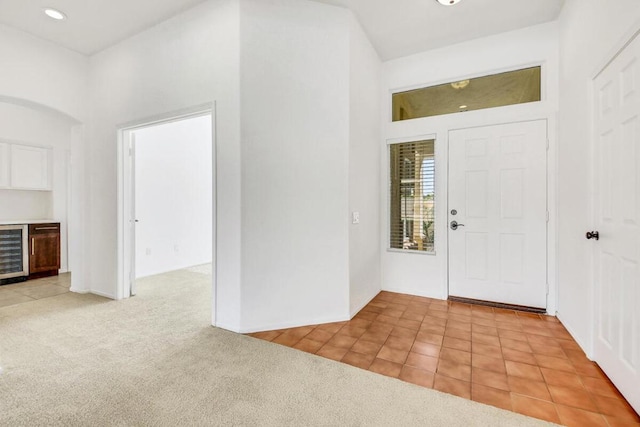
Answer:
436;0;462;5
44;8;66;21
459;105;468;109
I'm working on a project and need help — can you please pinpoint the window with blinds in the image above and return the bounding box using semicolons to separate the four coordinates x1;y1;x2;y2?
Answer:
389;140;435;253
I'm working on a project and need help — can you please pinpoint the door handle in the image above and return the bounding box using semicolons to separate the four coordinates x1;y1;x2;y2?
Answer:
586;231;600;240
450;220;465;231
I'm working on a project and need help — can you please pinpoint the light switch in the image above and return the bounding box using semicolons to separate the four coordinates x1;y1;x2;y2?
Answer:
352;212;360;224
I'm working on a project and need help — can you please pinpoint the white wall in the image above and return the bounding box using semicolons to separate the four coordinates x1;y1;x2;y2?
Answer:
0;189;49;220
348;15;382;316
134;115;213;278
0;102;74;273
557;0;640;354
86;0;384;333
239;0;351;331
381;23;560;305
0;23;88;287
68;125;86;291
0;24;87;122
87;0;241;329
5;0;638;347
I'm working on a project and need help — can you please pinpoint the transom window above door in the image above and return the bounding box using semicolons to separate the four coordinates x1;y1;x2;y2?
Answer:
389;140;435;253
392;66;541;121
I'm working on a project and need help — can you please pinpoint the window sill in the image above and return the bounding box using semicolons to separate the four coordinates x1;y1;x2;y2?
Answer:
386;248;437;256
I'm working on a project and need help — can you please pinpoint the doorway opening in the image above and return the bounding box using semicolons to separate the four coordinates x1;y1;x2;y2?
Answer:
117;106;215;324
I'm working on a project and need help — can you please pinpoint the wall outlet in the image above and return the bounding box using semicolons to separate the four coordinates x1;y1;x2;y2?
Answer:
352;211;360;224
174;245;179;252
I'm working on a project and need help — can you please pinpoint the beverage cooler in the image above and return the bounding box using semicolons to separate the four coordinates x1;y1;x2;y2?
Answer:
0;225;29;283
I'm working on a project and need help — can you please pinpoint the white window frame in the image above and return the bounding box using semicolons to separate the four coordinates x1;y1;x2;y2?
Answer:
386;134;438;256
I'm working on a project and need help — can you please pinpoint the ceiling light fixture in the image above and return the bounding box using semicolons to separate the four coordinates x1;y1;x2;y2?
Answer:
44;8;67;21
459;105;468;109
451;80;470;90
435;0;462;5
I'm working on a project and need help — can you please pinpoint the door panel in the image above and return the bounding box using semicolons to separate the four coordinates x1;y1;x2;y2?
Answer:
593;33;640;413
448;120;547;308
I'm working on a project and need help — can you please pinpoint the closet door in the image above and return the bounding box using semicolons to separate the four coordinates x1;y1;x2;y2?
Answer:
592;31;640;414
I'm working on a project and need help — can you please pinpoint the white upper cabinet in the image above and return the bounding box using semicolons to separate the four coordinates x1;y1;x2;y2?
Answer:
9;144;51;191
0;143;9;188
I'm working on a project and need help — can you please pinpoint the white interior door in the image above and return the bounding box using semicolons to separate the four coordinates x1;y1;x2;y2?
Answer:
448;120;548;308
122;131;137;298
593;33;640;414
129;133;137;297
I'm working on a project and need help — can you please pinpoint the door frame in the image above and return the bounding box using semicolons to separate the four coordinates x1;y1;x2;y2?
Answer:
381;111;557;313
446;119;550;311
116;102;217;324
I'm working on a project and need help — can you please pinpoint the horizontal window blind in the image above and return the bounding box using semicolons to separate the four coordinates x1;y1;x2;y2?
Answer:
389;140;435;252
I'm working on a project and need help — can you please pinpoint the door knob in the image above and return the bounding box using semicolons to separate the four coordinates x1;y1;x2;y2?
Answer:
450;220;465;231
586;231;599;240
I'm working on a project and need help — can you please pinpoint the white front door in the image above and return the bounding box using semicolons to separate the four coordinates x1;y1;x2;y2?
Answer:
448;120;548;308
593;33;640;413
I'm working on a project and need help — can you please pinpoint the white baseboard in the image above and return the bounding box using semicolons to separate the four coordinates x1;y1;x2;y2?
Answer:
350;290;380;318
381;285;446;301
557;312;592;360
214;321;242;333
220;293;381;334
88;289;116;300
239;314;351;334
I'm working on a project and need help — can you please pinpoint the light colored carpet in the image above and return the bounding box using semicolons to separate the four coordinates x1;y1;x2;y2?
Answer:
0;269;556;426
184;263;213;276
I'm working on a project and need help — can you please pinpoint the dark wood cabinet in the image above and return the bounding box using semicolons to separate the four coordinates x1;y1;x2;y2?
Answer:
28;223;60;279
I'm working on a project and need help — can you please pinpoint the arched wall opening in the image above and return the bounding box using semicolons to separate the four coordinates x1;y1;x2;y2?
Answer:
0;95;86;293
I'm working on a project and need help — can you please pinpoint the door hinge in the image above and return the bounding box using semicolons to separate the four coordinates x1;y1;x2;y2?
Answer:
546;211;550;222
546;139;550;150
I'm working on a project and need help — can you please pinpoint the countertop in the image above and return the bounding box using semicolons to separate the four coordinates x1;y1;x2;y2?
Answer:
0;220;59;225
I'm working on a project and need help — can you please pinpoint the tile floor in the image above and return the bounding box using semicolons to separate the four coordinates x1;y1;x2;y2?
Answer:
249;291;640;427
0;273;70;308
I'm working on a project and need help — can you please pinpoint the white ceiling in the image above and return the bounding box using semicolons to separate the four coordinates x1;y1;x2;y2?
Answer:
311;0;566;60
0;0;209;55
0;0;565;59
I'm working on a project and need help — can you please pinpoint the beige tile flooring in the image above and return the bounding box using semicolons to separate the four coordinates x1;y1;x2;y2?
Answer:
0;273;70;308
